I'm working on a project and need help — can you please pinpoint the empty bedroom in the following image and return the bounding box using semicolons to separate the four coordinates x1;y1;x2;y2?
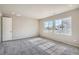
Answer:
0;4;79;55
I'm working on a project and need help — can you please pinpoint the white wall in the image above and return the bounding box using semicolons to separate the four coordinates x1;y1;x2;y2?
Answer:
12;16;39;40
40;8;79;47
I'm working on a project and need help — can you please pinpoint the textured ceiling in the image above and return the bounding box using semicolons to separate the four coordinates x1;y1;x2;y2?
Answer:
0;4;79;19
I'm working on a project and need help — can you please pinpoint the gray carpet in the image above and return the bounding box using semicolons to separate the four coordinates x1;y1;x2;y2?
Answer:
0;37;79;55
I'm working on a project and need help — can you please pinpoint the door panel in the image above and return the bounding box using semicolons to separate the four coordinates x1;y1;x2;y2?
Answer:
2;17;12;41
0;17;1;42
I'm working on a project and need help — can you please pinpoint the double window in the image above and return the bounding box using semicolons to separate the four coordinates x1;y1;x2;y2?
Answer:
43;17;72;36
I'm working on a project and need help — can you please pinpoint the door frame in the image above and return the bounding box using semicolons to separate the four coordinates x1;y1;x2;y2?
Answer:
0;16;3;43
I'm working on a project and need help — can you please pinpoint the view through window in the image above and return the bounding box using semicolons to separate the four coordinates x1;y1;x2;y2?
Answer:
43;17;72;36
44;20;53;32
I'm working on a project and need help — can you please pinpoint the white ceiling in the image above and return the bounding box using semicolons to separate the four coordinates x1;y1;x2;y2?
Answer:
0;4;79;19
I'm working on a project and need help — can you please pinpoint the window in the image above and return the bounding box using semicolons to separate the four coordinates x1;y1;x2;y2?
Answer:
43;17;72;36
54;19;63;33
44;20;53;32
54;17;72;35
62;17;72;35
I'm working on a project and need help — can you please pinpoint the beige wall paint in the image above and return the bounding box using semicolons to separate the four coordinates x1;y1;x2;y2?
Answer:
12;16;39;40
40;8;79;47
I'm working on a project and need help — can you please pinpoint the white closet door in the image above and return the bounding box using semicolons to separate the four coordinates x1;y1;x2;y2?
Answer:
0;17;1;42
2;17;12;41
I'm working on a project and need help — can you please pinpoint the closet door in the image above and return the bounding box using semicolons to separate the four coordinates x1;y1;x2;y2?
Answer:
2;17;12;41
0;17;1;42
